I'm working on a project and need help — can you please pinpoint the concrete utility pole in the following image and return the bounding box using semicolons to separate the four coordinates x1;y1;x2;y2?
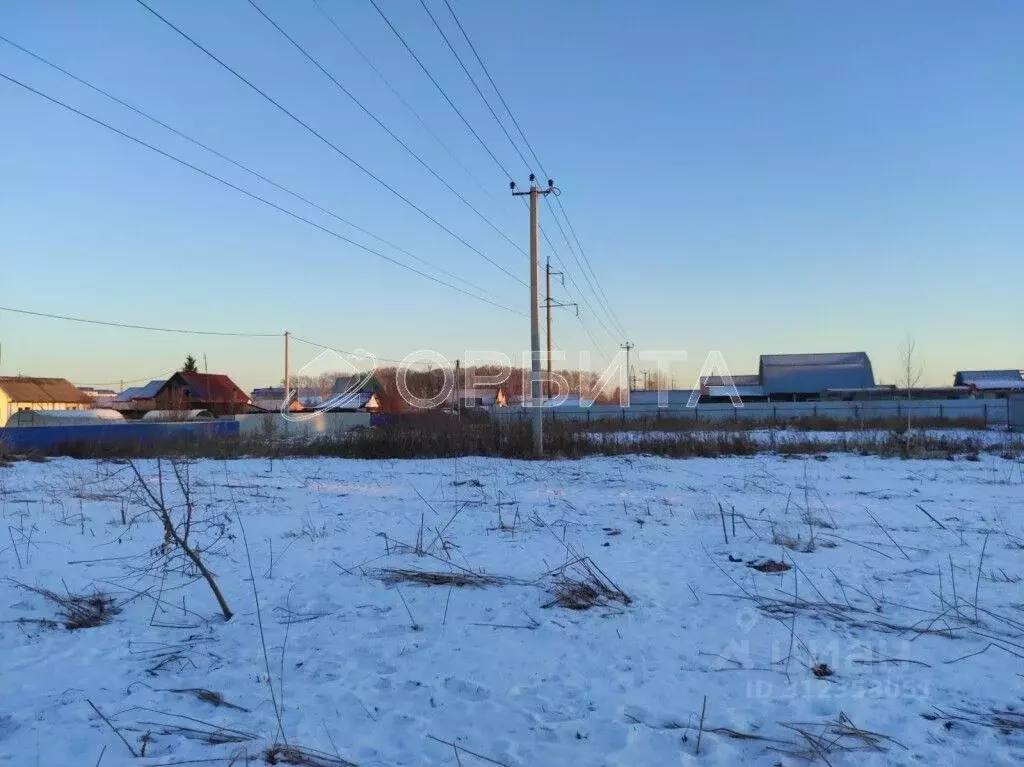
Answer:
512;175;556;457
620;341;634;407
546;259;553;398
283;331;291;408
543;260;577;399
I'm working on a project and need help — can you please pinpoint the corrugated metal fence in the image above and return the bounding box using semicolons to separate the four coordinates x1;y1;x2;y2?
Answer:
1009;396;1024;431
492;399;1008;425
0;420;239;453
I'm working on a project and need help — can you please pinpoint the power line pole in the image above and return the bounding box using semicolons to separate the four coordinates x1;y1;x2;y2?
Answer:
546;259;553;399
283;331;291;408
544;259;576;399
620;341;634;406
512;175;555;457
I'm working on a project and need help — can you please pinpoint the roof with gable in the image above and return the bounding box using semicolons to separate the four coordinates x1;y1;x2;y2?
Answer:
0;376;91;405
114;379;167;402
162;372;249;404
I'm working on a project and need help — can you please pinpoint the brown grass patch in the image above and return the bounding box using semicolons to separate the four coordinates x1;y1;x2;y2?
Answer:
374;568;514;588
264;744;355;765
749;560;792;574
543;558;631;611
10;580;120;629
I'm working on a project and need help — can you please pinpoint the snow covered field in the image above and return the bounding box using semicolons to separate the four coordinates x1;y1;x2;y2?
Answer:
1;452;1023;766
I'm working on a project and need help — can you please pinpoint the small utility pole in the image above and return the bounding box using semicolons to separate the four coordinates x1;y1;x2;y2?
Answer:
546;259;553;399
512;175;556;457
203;353;208;374
620;341;634;407
543;259;576;399
283;331;291;407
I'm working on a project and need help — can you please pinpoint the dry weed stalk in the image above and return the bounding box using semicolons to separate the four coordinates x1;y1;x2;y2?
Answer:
11;580;120;629
374;568;515;588
264;743;357;766
543;557;632;611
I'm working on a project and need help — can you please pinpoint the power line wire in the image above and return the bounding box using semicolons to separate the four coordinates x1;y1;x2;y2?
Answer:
554;194;628;337
132;0;525;287
543;196;622;341
0;33;505;304
308;0;498;205
439;0;628;338
73;370;178;388
0;70;526;317
0;304;278;337
356;0;618;361
245;0;528;265
290;335;404;364
440;0;546;177
415;0;532;173
365;0;513;180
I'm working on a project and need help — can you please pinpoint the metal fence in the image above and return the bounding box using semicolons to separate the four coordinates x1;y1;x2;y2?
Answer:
1009;396;1024;431
234;412;370;439
0;420;240;453
491;399;1008;425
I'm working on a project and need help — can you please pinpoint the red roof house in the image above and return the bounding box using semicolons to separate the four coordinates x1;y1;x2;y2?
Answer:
155;373;251;416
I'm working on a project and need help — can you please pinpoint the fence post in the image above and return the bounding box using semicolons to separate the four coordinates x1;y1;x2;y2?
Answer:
984;403;989;425
939;404;944;419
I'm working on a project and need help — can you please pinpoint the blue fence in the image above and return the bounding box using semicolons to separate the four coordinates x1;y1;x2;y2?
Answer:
0;420;239;454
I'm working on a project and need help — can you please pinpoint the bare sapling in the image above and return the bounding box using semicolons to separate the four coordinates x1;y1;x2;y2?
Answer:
129;459;233;620
898;333;923;434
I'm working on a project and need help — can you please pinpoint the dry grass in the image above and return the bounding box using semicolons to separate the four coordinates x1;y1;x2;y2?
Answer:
749;560;792;574
374;567;515;588
924;706;1024;734
543;557;632;611
10;580;120;629
264;743;356;766
775;712;906;762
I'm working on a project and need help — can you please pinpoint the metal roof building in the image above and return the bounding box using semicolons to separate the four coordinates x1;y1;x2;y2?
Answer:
113;380;167;403
759;352;875;396
953;370;1024;391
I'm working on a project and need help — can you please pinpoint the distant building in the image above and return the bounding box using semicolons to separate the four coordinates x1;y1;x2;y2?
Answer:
953;370;1024;397
323;391;380;412
79;387;118;407
759;352;875;400
0;376;92;428
628;390;697;407
698;374;766;401
453;388;506;408
154;373;251;417
110;380;167;415
251;387;326;412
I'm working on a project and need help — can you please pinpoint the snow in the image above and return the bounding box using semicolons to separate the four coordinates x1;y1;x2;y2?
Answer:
1;451;1023;766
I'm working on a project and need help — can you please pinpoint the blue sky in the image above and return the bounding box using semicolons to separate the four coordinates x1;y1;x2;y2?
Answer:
1;0;1021;390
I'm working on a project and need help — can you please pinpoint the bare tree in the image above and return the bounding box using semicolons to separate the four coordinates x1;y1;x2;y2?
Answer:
899;334;923;430
129;459;233;620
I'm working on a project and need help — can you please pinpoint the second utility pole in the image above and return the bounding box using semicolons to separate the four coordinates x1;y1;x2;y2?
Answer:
512;175;555;457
